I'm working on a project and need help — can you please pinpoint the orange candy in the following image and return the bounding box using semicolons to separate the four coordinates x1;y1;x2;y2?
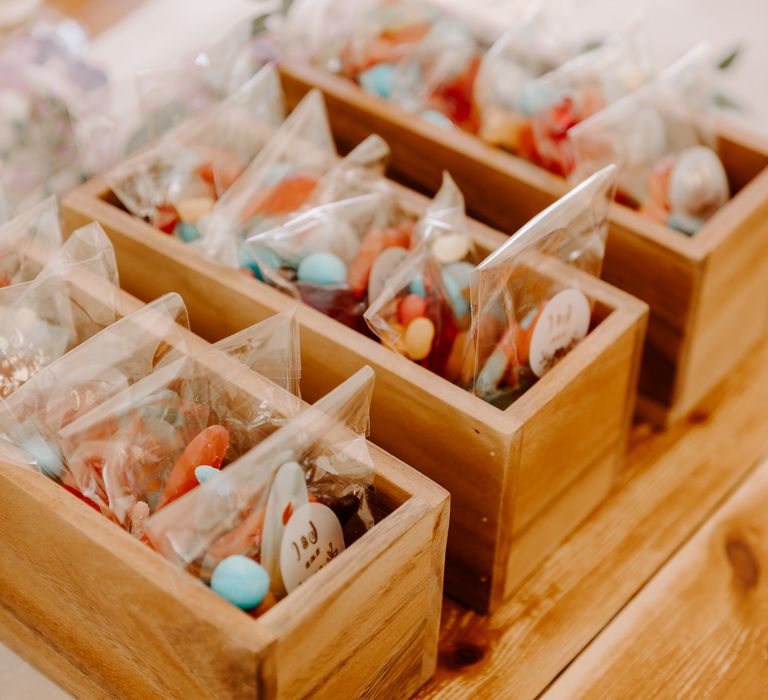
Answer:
157;425;230;509
207;507;266;562
397;293;427;326
241;175;318;221
248;591;278;618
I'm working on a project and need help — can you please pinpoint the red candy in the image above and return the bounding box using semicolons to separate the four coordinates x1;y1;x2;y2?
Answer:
242;174;318;220
398;293;427;325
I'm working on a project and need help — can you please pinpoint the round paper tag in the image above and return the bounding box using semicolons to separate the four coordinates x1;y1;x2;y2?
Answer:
528;288;590;378
279;502;345;593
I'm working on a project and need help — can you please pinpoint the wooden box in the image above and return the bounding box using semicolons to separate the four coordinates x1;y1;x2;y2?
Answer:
0;284;449;699
64;171;646;613
277;62;768;426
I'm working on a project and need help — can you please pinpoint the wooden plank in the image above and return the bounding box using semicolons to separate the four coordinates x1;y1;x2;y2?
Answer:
415;327;768;700
544;454;768;699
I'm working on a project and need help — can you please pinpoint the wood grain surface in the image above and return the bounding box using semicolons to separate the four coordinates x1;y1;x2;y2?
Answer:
415;328;768;699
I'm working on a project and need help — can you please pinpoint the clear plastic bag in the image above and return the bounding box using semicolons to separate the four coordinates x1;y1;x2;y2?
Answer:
0;294;190;493
144;365;376;609
0;221;119;397
0;196;61;287
467;165;615;407
58;311;302;533
245;190;414;332
518;37;650;176
107;64;285;241
568;43;728;235
364;172;478;373
474;0;580;150
199;89;340;267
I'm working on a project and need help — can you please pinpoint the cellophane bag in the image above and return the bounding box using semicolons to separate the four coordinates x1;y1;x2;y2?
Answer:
0;196;61;287
144;365;376;609
107;64;285;242
0;293;190;491
245;189;414;332
364;172;478;375
474;0;580;150
568;43;728;235
59;311;302;535
0;13;108;218
199;89;347;267
467;165;615;407
520;36;650;176
0;221;119;397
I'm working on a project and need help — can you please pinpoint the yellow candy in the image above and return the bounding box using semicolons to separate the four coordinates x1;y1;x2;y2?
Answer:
444;330;469;383
404;317;435;361
177;196;215;224
431;233;470;265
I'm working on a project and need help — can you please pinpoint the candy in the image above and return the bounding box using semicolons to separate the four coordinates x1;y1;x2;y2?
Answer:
297;252;347;286
211;555;270;610
248;591;278;618
431;232;470;265
444;261;473;292
441;269;469;318
348;224;412;296
421;109;455;129
668;146;729;223
177;196;214;224
239;245;281;281
152;203;179;234
404;316;435;360
174;222;200;243
398;293;427;325
359;63;396;98
242;174;318;220
367;245;409;302
157;425;230;509
444;330;469;383
195;465;220;484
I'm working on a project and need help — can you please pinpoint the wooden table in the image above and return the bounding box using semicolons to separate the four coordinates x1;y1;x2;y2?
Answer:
3;2;768;698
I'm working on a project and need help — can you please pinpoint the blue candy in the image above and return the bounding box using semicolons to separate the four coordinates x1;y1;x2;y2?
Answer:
444;261;473;292
195;465;220;484
239;245;281;281
211;555;270;610
410;274;426;297
442;269;469;318
359;63;396;99
174;222;200;243
518;81;556;116
421;109;454;130
297;251;347;286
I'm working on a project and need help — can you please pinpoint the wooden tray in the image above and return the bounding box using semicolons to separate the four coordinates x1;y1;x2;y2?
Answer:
63;170;647;612
278;61;768;426
0;282;449;699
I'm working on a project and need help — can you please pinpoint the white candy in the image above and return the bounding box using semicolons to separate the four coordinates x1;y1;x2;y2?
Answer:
668;146;729;220
431;233;470;265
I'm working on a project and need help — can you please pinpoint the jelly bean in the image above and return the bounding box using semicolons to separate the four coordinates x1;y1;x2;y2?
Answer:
242;174;318;220
298;252;347;286
647;156;674;213
431;232;470;265
667;212;703;236
174;222;200;243
197;158;243;191
177;196;214;224
21;436;63;480
668;146;729;221
441;270;469;318
195;465;220;484
239;245;281;281
404;316;435;360
157;425;230;509
359;63;396;99
518;81;555;117
152;203;179;234
475;346;508;397
208;507;265;562
444;330;469;383
211;555;270;610
410;274;425;297
398;293;427;326
480;105;525;151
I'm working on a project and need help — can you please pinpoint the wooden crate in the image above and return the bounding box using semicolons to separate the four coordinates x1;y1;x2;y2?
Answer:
64;171;646;613
0;283;449;699
277;62;768;426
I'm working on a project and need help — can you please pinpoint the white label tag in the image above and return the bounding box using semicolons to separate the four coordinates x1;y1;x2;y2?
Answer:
528;288;590;378
280;502;345;593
